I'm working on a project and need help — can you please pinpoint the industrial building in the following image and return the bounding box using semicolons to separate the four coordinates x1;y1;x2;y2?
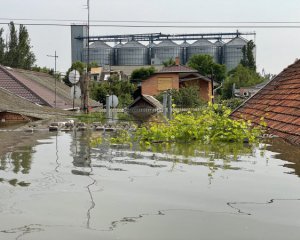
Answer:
71;25;256;72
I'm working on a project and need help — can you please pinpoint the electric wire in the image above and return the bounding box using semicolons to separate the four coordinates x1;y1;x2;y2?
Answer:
0;22;300;29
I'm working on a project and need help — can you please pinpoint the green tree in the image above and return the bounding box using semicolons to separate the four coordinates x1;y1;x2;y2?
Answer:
162;58;176;67
17;25;35;69
90;76;137;107
5;22;18;67
187;54;226;83
130;66;155;82
241;40;256;71
0;28;5;64
222;64;263;99
156;86;205;108
64;61;87;86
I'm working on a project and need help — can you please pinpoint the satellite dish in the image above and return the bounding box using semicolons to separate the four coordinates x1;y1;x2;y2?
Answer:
69;70;80;84
108;95;119;108
70;86;81;99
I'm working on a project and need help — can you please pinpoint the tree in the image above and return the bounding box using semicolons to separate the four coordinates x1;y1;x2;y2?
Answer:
17;25;35;69
222;64;263;99
130;66;155;82
156;86;205;108
241;40;256;71
0;28;5;64
162;58;176;67
5;22;18;67
64;61;87;86
90;75;137;107
187;54;226;83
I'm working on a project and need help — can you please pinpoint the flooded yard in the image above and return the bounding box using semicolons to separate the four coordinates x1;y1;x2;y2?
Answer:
0;130;300;240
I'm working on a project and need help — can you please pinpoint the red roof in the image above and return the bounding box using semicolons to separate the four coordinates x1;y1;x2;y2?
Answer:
231;60;300;144
159;65;198;73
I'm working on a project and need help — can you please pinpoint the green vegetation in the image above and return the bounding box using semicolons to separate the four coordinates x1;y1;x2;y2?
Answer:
130;66;156;82
102;104;265;147
0;22;35;69
241;40;256;71
222;64;264;99
162;58;176;67
135;104;265;146
188;54;226;83
156;86;205;108
90;75;137;107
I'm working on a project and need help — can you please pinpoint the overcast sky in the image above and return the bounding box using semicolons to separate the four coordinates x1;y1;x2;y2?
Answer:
0;0;300;74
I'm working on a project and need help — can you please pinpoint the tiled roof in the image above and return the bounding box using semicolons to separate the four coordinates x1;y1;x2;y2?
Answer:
231;60;300;144
0;66;101;110
0;87;70;119
128;94;163;109
0;66;46;105
159;65;198;73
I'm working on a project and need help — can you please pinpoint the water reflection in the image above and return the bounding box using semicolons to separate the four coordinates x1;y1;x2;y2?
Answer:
266;138;300;177
70;131;96;229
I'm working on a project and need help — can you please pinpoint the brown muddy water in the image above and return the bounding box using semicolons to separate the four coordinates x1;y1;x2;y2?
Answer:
0;130;300;240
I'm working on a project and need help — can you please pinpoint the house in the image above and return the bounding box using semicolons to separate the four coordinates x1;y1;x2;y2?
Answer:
231;59;300;144
0;87;69;124
0;65;100;110
128;94;163;112
141;59;213;102
90;67;127;82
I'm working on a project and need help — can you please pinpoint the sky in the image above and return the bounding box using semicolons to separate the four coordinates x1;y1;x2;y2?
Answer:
0;0;300;75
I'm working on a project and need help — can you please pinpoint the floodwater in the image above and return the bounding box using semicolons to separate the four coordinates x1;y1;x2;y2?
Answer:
0;130;300;240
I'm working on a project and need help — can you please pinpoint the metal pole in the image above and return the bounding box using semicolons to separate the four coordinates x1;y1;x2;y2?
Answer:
167;92;172;120
47;52;58;108
163;91;167;117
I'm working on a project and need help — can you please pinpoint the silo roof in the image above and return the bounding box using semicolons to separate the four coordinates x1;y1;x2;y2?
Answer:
214;40;225;47
180;41;190;47
226;37;248;46
114;43;123;48
191;39;214;46
122;40;147;48
156;40;179;47
90;41;111;48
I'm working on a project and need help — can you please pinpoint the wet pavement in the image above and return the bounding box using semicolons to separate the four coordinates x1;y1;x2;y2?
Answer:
0;131;300;240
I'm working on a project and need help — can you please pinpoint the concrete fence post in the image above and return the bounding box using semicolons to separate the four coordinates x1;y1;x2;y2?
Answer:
167;92;172;120
163;91;168;117
106;95;111;121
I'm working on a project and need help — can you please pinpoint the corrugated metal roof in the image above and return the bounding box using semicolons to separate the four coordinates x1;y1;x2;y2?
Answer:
156;40;179;47
121;41;146;48
191;39;214;46
231;59;300;145
89;41;112;49
226;37;248;46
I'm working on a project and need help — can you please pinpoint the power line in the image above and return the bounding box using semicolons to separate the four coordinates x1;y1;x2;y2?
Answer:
1;22;300;28
1;17;300;24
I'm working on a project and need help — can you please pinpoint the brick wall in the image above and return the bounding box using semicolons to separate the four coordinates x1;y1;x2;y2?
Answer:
0;112;35;123
142;73;179;96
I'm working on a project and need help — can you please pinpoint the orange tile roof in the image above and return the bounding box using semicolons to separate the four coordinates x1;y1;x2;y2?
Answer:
231;59;300;144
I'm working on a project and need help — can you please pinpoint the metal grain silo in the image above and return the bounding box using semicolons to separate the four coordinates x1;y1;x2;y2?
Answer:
113;43;123;65
180;41;190;65
117;41;148;66
83;41;113;66
214;40;224;64
224;37;248;71
148;42;156;65
187;39;217;62
152;40;180;65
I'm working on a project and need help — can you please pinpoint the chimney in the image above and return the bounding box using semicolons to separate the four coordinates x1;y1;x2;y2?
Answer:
175;57;180;66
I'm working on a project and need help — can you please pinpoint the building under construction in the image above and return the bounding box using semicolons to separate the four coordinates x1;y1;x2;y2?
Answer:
71;25;256;71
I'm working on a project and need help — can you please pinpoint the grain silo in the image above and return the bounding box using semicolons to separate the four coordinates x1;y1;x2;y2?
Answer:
214;40;224;64
152;40;180;65
187;39;217;62
117;41;148;66
180;41;190;65
83;41;113;66
113;43;123;65
224;37;248;71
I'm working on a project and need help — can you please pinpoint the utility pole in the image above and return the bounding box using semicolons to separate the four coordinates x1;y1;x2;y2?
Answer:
83;0;91;113
47;51;58;108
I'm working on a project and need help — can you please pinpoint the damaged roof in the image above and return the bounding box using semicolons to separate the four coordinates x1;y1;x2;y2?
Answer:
231;59;300;144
